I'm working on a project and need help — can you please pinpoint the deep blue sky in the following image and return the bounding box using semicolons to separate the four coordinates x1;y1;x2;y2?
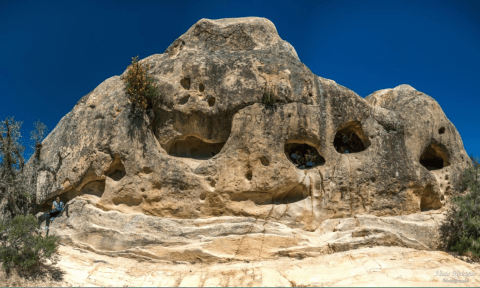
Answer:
1;0;479;160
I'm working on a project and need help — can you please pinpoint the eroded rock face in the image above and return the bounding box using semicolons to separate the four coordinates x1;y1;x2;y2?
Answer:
27;17;470;259
51;243;480;287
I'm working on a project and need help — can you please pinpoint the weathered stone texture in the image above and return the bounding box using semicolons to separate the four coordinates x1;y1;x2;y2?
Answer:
27;17;470;260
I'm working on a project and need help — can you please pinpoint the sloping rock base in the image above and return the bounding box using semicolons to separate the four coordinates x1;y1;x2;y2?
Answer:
51;244;480;287
40;197;449;264
38;196;480;286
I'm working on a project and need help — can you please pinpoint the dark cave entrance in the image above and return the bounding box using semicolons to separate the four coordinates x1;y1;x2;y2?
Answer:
420;142;450;171
285;143;325;169
168;136;226;160
334;121;370;154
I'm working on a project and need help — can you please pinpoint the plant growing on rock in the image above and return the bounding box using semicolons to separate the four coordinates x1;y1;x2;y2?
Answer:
262;85;276;107
122;55;161;109
440;155;480;260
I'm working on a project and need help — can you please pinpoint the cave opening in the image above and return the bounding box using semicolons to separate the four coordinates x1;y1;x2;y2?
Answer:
334;121;370;154
168;136;226;160
285;143;325;169
420;142;450;171
105;154;126;181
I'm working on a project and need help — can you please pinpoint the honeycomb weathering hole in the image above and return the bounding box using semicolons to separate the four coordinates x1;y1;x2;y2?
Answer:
334;121;370;154
168;136;226;160
208;96;216;107
179;94;190;105
246;170;253;181
420;142;450;171
285;143;325;169
106;155;126;181
180;77;190;90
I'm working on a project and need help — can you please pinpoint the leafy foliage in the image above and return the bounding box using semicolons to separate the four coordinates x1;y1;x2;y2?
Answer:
122;56;161;109
0;117;31;218
0;214;59;273
440;155;480;260
0;117;56;273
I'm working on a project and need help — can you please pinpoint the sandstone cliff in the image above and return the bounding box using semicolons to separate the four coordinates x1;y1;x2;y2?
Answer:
26;17;471;264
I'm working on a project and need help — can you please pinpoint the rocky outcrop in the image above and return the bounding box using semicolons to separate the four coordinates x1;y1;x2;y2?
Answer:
39;196;448;263
50;244;480;287
28;17;470;261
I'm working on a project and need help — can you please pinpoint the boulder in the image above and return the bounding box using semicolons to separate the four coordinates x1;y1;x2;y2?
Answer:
27;17;470;260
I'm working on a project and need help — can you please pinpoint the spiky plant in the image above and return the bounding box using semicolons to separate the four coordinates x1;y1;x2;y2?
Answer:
262;86;276;107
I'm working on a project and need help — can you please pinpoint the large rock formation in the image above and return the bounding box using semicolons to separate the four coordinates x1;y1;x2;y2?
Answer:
29;17;470;263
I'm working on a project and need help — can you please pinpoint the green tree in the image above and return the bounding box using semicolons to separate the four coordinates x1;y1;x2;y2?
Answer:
0;117;29;219
0;117;58;273
440;155;480;260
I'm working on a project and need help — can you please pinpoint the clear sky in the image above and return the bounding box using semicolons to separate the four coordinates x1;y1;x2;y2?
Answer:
1;0;479;160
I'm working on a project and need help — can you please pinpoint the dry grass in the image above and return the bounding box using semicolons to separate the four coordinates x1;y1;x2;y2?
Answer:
0;253;70;287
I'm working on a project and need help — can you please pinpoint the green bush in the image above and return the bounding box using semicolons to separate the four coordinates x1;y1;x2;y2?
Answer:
262;87;276;107
0;214;59;273
441;156;480;260
122;55;161;109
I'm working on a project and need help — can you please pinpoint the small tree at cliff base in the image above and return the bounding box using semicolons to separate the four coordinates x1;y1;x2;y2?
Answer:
0;117;59;274
440;155;480;260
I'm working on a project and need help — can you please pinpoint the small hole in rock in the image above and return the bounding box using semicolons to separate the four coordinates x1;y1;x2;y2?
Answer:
142;167;153;174
309;92;313;96
200;192;206;200
246;171;253;181
439;127;445;134
180;77;190;90
141;188;145;192
208;96;216;107
209;179;216;187
106;155;126;181
179;94;190;105
260;156;270;166
199;83;205;92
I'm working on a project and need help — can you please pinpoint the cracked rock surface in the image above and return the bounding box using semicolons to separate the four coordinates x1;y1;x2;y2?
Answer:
45;244;480;287
24;17;473;278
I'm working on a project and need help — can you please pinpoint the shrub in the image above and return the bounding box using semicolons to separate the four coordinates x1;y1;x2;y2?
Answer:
440;156;480;260
0;214;59;273
262;86;276;107
122;55;161;109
